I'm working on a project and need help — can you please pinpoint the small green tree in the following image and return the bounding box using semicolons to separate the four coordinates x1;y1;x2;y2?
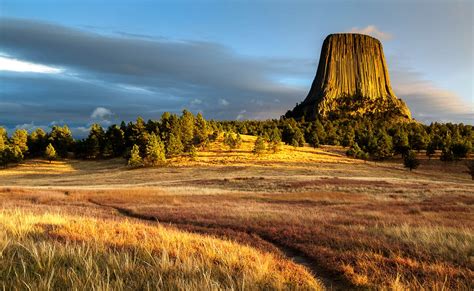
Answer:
451;141;471;161
253;136;266;155
145;133;166;166
235;133;242;148
128;144;144;168
166;133;184;158
224;131;240;150
45;143;56;163
426;141;436;160
308;131;320;148
12;129;29;155
404;151;420;171
291;128;305;147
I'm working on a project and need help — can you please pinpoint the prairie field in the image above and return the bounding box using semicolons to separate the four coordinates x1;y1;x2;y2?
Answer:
0;136;472;290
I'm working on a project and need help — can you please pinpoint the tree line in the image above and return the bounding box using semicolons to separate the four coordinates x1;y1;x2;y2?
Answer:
1;111;472;170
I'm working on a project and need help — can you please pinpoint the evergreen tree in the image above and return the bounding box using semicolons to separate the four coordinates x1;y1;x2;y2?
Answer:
86;124;105;159
128;144;144;168
180;109;195;151
373;131;393;161
224;131;240;150
194;112;208;146
235;133;242;148
404;151;420;171
12;129;29;155
292;127;305;147
253;136;266;155
106;125;125;157
48;125;74;158
1;145;23;167
426;140;437;160
393;130;410;156
145;133;166;166
451;141;471;161
28;128;47;157
341;128;355;147
166;133;184;158
268;127;282;153
45;143;56;163
409;127;429;152
314;120;326;144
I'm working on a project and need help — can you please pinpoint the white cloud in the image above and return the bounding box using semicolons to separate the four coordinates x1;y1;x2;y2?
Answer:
219;99;229;106
190;98;203;105
349;25;393;41
0;56;62;74
90;107;113;119
391;68;474;124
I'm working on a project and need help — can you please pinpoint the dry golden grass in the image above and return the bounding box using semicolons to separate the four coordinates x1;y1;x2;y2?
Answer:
0;135;472;290
0;209;322;290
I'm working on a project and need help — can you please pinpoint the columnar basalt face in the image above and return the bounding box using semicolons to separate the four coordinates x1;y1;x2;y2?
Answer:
288;33;411;120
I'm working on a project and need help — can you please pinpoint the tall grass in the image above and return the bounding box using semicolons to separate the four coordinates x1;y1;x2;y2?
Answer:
0;210;322;290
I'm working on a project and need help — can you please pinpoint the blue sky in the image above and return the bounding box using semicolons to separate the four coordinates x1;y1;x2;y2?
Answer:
0;0;472;136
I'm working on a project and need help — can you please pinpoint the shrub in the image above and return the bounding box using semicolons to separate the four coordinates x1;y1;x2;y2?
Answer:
404;151;420;171
128;144;144;168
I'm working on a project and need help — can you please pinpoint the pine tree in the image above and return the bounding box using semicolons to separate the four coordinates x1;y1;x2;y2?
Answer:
253;136;266;155
28;128;47;157
235;133;242;148
373;131;393;161
308;131;320;148
128;144;144;168
48;125;74;158
12;129;29;155
145;133;166;166
426;141;436;160
404;150;420;171
180;109;195;151
45;143;56;163
166;133;184;158
292;128;305;147
194;112;208;146
393;129;410;156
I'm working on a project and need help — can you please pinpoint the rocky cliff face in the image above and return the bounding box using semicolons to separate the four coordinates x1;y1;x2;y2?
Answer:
287;33;411;121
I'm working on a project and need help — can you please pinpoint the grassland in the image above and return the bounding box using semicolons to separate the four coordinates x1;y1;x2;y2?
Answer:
0;135;472;290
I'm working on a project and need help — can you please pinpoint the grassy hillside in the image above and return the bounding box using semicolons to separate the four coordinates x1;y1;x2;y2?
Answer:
0;210;322;290
0;135;472;290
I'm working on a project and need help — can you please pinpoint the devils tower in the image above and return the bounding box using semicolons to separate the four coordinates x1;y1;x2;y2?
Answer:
287;33;411;121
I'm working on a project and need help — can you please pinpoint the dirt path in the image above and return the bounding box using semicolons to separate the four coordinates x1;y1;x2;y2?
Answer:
88;199;350;290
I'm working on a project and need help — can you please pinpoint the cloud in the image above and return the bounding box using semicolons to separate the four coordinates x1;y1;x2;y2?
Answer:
391;68;474;124
90;107;113;119
219;99;229;106
0;17;311;128
0;56;63;73
349;25;393;40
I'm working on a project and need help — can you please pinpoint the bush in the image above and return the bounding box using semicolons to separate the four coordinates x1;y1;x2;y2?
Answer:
404;151;420;171
45;143;57;163
253;136;266;155
128;144;144;168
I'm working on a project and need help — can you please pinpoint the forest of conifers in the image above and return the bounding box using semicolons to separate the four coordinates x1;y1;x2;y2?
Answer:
1;109;472;167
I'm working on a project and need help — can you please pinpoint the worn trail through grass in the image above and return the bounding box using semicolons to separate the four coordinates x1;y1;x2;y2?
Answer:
88;199;346;290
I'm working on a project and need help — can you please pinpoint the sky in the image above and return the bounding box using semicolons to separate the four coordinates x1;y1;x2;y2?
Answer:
0;0;473;137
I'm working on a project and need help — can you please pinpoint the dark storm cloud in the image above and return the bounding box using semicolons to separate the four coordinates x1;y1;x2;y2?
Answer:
0;17;312;133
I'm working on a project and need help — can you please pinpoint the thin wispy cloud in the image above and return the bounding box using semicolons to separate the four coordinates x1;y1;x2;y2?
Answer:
349;25;393;40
